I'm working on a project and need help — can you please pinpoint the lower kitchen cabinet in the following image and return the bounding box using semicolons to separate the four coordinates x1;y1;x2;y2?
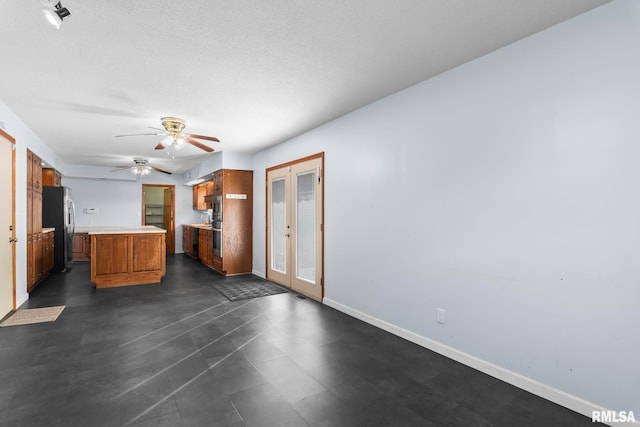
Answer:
43;231;54;274
27;231;54;292
72;232;91;261
198;229;213;266
182;225;196;258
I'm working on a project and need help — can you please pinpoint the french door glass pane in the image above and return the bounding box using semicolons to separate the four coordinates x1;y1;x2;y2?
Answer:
271;178;287;273
296;171;315;283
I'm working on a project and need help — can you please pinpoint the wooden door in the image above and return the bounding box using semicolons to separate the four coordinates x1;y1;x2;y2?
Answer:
142;184;175;254
266;154;324;301
0;130;16;318
163;187;174;254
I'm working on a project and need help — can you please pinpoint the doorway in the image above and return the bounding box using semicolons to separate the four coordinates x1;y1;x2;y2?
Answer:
266;153;324;301
0;129;16;319
142;184;175;254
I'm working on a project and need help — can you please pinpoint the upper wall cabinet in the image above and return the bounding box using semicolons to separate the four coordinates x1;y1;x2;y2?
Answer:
27;150;42;192
192;180;212;210
42;168;62;187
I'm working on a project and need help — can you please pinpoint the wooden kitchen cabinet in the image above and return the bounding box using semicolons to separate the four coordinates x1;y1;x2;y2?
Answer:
72;232;91;261
182;225;196;258
90;230;166;288
198;228;213;266
27;149;46;292
212;170;223;197
43;231;54;273
184;170;253;275
42;168;62;186
27;150;42;192
210;169;253;275
192;180;212;210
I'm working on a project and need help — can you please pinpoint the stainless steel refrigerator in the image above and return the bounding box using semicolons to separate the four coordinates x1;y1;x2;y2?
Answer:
42;186;76;272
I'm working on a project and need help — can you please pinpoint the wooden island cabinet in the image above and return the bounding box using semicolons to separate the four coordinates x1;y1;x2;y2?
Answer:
72;232;91;261
89;226;166;288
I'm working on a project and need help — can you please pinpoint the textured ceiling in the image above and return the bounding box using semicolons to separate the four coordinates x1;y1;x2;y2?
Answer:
0;0;610;173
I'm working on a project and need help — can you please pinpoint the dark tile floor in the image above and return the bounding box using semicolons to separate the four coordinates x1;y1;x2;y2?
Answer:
0;255;599;427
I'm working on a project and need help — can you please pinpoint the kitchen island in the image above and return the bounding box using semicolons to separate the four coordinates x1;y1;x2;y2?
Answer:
88;226;167;288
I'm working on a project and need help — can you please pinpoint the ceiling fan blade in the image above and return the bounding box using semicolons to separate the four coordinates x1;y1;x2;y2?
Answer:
110;166;132;172
115;132;163;138
150;166;172;175
154;142;167;150
187;137;215;152
188;133;220;143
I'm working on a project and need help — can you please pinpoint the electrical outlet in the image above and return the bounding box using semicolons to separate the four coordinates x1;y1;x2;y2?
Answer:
436;307;445;324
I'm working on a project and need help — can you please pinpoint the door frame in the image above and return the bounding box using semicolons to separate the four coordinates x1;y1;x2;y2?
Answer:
265;152;324;301
141;184;175;254
0;129;16;317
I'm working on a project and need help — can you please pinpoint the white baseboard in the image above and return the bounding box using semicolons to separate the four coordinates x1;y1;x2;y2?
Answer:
252;269;266;279
16;293;29;308
322;297;637;427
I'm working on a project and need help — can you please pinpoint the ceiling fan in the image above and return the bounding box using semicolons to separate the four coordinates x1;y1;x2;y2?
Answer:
116;117;220;154
110;158;172;176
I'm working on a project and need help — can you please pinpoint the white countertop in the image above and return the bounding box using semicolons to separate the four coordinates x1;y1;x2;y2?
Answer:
77;226;167;235
42;227;55;233
183;223;213;229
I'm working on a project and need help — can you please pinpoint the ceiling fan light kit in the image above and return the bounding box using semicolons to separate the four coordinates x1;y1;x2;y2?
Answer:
115;117;219;157
41;0;70;30
132;159;151;176
111;158;172;178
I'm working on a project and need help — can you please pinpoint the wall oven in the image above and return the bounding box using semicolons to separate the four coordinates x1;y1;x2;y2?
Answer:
211;196;222;223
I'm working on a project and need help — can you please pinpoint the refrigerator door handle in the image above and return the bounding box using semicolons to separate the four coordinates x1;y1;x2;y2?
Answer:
69;199;76;235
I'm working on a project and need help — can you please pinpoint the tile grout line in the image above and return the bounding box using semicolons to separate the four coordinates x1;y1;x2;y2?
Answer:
124;321;276;427
118;311;267;398
119;300;229;347
123;299;257;361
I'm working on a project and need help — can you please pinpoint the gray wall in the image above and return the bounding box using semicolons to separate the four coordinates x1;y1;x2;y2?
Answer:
252;0;639;416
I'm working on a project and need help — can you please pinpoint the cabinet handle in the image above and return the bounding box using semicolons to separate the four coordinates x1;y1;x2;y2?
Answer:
9;237;18;243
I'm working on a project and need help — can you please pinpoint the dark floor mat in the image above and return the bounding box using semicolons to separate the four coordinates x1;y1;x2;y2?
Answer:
212;279;288;301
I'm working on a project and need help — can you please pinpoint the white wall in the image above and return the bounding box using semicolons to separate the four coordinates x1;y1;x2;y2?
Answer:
0;100;66;306
64;167;197;252
181;151;252;185
2;0;638;417
253;0;639;418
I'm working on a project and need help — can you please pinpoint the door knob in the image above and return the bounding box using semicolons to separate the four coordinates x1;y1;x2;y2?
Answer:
9;237;18;243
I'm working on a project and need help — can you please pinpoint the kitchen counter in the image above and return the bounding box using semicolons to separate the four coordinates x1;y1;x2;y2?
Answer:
79;225;168;235
42;228;55;233
89;226;166;288
184;223;213;230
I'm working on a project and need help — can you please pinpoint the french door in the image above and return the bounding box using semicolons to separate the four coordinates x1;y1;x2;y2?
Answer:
267;154;323;301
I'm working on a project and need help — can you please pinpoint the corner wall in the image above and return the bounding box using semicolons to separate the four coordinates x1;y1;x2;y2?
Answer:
252;0;639;419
